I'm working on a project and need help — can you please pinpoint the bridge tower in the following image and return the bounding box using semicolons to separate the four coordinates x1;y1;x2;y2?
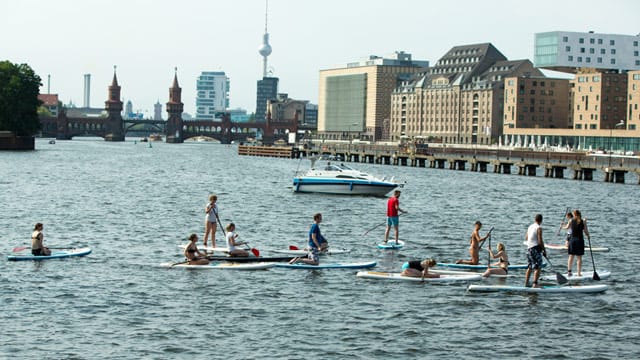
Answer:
166;69;184;143
104;66;125;141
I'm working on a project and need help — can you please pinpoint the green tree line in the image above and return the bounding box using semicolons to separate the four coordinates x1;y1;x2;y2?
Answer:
0;60;42;136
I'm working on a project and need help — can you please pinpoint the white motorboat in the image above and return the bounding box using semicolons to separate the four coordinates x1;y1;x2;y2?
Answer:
293;156;402;196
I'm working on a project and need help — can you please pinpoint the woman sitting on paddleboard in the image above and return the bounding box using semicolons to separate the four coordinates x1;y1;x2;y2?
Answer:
225;223;249;257
483;242;509;277
31;223;51;256
184;234;209;265
400;258;440;279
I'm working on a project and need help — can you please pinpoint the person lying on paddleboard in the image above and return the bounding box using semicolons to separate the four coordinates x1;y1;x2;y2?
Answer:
225;223;250;257
400;258;440;279
456;221;490;265
482;242;509;277
289;213;324;265
31;223;51;256
184;234;209;265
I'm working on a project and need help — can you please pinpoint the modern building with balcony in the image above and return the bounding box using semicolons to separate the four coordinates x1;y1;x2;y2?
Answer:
535;31;640;73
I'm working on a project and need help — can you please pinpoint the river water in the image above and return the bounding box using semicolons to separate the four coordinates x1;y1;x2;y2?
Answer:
1;138;639;359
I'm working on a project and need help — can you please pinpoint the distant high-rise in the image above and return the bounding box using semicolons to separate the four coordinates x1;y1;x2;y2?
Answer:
195;71;230;120
83;74;91;108
154;100;162;120
125;100;133;118
256;77;278;122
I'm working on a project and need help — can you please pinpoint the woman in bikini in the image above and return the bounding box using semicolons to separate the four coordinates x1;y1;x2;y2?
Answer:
482;242;509;277
400;258;440;279
184;234;209;265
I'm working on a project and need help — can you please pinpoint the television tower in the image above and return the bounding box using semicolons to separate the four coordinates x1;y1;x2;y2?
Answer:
258;0;272;78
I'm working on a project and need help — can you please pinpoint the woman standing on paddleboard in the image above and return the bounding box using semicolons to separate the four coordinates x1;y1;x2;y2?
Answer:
203;194;218;248
31;223;51;256
567;210;590;277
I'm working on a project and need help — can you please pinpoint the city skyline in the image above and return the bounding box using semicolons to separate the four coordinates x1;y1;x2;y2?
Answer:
2;0;639;117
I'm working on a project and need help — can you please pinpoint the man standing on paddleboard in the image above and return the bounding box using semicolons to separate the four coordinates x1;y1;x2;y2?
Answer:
524;214;546;288
384;190;406;244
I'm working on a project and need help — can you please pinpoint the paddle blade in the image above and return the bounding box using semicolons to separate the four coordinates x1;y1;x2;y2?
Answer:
251;248;260;257
289;245;299;250
556;272;568;285
593;271;601;281
12;246;29;253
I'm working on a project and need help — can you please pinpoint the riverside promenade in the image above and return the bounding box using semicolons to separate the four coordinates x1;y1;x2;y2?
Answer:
239;142;640;184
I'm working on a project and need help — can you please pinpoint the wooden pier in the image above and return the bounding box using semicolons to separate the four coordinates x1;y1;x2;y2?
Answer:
238;142;640;184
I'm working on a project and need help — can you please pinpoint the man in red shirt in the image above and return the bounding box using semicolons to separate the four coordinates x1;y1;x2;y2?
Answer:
384;190;406;244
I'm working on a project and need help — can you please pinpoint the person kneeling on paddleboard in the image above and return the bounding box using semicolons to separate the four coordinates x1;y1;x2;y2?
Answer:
184;234;209;265
289;213;324;265
31;223;51;256
400;258;440;279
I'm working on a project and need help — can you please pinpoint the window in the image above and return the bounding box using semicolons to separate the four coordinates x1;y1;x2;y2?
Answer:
590;38;595;44
611;59;616;64
565;46;571;51
611;49;616;55
597;57;603;63
635;51;639;56
580;48;586;53
590;48;595;54
635;41;639;46
579;38;584;44
568;55;574;61
590;124;597;129
586;57;591;63
563;36;569;42
601;49;606;54
610;40;615;45
578;57;583;62
575;124;582;129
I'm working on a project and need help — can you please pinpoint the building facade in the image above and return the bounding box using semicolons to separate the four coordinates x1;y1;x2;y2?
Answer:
390;43;542;144
196;71;229;120
266;93;308;123
535;31;640;73
318;51;428;141
255;77;279;122
629;70;640;130
503;76;570;131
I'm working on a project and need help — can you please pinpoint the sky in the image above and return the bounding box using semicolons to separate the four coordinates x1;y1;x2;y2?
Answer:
2;0;639;118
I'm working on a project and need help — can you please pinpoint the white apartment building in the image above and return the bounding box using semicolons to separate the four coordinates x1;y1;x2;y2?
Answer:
196;71;230;120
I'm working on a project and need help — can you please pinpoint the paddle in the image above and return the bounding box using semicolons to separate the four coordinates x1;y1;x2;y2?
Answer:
556;207;570;236
586;232;600;281
363;213;406;236
215;214;260;257
478;227;494;251
289;245;300;250
543;255;568;285
486;231;492;268
12;246;29;252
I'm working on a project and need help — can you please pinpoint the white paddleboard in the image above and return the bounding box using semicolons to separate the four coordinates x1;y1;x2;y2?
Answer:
522;242;610;252
437;262;535;270
160;262;274;270
179;244;230;253
274;261;377;269
270;247;351;256
377;240;405;250
541;270;611;282
467;284;608;293
356;271;482;282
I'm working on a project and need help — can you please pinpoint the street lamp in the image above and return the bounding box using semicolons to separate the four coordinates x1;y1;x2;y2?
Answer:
607;120;625;172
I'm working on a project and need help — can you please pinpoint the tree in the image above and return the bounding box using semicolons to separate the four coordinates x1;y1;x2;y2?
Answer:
0;61;42;136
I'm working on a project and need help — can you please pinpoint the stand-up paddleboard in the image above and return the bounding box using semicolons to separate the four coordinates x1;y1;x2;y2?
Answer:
377;240;405;250
437;262;540;270
270;247;351;256
274;261;377;270
180;244;231;253
8;247;92;261
541;270;611;282
522;242;609;252
160;262;275;270
467;283;608;293
430;269;515;278
356;271;482;282
206;255;294;263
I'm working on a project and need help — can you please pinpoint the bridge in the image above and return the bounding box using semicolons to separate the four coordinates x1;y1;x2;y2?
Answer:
37;69;299;144
39;113;298;144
